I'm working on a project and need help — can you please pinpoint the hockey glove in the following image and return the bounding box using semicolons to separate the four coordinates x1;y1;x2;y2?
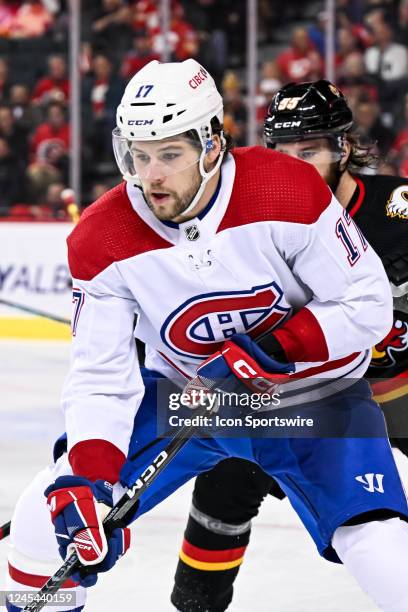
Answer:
197;333;295;397
45;475;131;587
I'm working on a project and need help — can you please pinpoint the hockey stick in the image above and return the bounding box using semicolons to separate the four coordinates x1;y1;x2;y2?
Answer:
0;520;10;540
23;381;215;612
0;298;70;325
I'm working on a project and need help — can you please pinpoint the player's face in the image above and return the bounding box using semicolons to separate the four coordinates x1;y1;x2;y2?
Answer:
132;138;203;221
274;138;340;190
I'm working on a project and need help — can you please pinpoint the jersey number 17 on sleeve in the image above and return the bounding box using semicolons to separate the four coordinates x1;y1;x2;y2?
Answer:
72;288;85;336
336;210;368;266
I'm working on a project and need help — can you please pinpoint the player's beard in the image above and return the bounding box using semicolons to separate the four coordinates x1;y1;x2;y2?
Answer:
143;169;202;222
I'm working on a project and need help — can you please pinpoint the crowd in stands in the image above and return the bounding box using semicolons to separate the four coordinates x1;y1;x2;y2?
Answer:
0;0;406;219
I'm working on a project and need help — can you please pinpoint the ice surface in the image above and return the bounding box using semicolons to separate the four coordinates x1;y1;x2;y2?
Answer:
2;340;407;611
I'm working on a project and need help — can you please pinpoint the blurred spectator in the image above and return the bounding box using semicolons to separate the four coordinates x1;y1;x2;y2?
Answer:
0;58;12;103
90;0;132;57
0;104;29;164
257;60;282;123
397;0;408;44
221;71;247;146
43;181;69;218
182;0;229;82
336;0;365;25
337;52;378;107
31;101;69;160
10;84;42;132
276;27;323;83
365;18;408;82
32;54;70;106
80;41;93;75
307;11;328;58
0;1;16;38
336;28;362;78
258;60;282;100
10;0;53;38
120;30;159;80
29;101;69;199
150;5;199;61
389;93;408;176
364;7;386;32
353;97;395;156
129;0;164;32
337;8;373;49
11;181;70;220
0;137;27;215
82;53;124;163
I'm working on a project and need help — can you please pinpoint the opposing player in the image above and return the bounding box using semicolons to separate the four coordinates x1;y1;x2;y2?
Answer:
6;64;408;612
171;80;408;612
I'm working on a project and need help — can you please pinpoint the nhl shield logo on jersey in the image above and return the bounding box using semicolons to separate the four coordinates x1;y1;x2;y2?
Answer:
386;185;408;220
160;281;291;360
184;225;200;241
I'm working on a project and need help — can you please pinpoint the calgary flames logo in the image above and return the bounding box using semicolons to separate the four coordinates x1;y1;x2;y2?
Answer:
371;320;408;367
386;186;408;219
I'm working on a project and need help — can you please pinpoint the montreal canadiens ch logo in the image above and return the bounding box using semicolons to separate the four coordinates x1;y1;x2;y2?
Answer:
160;281;291;360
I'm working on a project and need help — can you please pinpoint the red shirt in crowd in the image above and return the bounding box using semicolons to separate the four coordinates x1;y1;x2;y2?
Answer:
32;77;70;104
31;122;70;161
276;46;323;82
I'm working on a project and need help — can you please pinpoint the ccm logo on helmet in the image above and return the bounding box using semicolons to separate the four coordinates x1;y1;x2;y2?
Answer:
128;119;154;125
189;67;208;89
274;121;302;129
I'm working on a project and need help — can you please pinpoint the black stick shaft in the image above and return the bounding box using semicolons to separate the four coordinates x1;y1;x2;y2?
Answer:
0;520;10;540
0;298;70;325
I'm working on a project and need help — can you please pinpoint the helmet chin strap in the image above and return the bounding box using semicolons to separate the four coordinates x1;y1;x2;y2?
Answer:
179;133;226;217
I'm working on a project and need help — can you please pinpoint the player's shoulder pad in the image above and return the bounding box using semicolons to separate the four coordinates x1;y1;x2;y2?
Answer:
68;182;171;281
218;147;332;232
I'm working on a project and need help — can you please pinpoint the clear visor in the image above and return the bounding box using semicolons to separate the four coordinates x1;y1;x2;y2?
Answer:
265;135;343;163
112;127;204;180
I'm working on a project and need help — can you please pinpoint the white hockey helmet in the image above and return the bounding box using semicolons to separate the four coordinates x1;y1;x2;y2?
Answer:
113;59;225;215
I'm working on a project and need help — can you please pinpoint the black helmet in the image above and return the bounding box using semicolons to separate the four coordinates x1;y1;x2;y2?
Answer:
264;80;353;146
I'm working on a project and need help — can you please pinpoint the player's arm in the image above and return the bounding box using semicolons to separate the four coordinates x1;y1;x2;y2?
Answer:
46;254;142;582
62;275;143;483
271;190;393;363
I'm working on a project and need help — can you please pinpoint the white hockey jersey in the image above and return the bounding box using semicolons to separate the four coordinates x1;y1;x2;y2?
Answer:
63;147;392;480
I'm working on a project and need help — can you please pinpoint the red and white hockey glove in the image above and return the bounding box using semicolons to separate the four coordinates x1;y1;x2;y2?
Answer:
45;475;131;587
196;333;295;396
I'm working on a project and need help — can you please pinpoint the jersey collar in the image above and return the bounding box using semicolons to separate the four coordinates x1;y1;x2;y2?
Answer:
126;154;236;245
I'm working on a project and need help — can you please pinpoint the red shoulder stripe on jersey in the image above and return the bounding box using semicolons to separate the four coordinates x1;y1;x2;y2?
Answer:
218;147;332;232
68;439;126;483
68;182;172;281
348;176;366;218
273;307;329;362
8;563;79;588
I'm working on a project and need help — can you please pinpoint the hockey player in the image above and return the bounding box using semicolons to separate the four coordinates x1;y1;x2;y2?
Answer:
172;80;408;612
6;63;408;612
